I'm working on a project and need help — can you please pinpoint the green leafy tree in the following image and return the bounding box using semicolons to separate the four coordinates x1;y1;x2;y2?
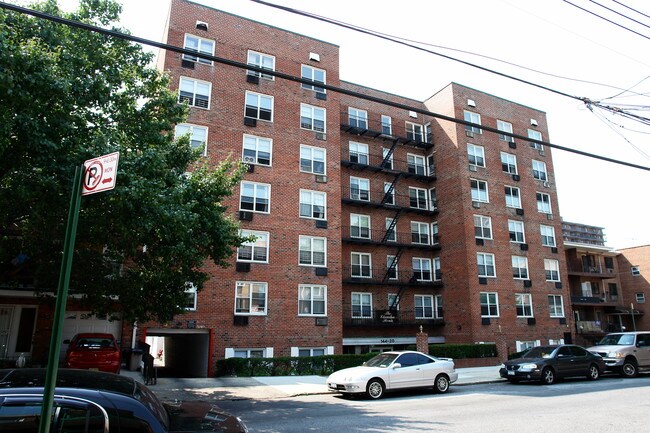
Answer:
0;0;247;321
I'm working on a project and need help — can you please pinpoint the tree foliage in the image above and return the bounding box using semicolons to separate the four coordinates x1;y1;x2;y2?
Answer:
0;0;247;321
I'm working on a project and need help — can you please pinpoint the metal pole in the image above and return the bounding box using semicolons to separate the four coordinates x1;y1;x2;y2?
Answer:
631;303;636;332
38;164;83;433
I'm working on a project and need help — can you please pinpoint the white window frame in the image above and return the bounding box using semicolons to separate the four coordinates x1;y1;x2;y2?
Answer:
351;252;372;278
386;255;399;280
381;115;392;135
471;179;489;203
183;34;215;65
409;186;428;209
478;252;496;278
497;120;514;142
299;144;326;175
178;77;211;109
351;177;370;201
184;282;197;311
384;182;395;205
349;141;369;165
512;255;529;280
351;292;372;318
299;236;327;267
411;221;430;245
239;181;270;213
350;214;371;239
296;347;327;357
425;123;432;144
480;292;499;317
298;284;327;316
636;293;646;303
407;153;427;175
631;266;640;276
235;281;268;315
474;215;492;240
501;152;517;174
406;121;424;141
381;148;394;169
548;295;565;318
433;257;441;281
385;218;397;242
388;293;400;310
540;225;557;247
412;257;432;282
415;294;435;319
245;91;273;122
237;230;270;263
516;293;534;318
230;348;266;358
348;107;368;129
464;110;482;134
467;143;485;167
247;50;275;80
532;160;548;181
508;219;525;243
300;103;326;132
544;259;561;282
528;129;543;150
536;192;552;214
299;190;326;220
175;124;208;156
242;134;272;166
301;64;326;93
431;222;439;245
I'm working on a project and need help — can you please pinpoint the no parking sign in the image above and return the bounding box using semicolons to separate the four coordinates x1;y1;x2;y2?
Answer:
82;152;119;195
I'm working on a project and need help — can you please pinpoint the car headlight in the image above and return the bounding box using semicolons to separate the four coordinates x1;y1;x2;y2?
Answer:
607;351;625;358
499;363;505;369
518;363;538;372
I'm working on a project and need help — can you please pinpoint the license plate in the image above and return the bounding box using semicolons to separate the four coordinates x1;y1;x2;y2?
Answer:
507;370;515;376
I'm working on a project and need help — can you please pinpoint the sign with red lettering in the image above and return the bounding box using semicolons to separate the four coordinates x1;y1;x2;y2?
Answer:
82;152;120;196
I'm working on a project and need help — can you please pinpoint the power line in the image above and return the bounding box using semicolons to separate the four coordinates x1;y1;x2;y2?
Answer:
562;0;650;40
589;0;650;31
1;1;649;173
613;0;650;21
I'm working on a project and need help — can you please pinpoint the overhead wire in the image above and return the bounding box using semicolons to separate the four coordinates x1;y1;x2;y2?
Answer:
1;1;650;172
612;0;650;21
562;0;650;40
588;0;650;31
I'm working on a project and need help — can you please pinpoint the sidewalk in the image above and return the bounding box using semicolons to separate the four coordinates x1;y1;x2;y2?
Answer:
122;365;504;402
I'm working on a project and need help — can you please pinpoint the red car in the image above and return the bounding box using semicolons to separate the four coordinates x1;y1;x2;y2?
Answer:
64;333;121;374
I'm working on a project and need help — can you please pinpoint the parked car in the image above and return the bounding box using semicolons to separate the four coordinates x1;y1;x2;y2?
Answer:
326;350;458;399
500;344;605;384
0;368;248;433
64;333;122;374
587;331;650;377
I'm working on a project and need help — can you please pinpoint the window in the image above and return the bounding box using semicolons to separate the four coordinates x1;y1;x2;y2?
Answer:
348;107;368;129
351;252;372;278
301;64;326;93
381;147;394;169
240;181;270;213
300;190;326;220
433;257;442;281
516;293;533;317
636;293;646;303
381;115;392;135
352;292;372;318
383;182;395;205
548;295;564;318
350;214;371;239
477;253;496;277
298;348;326;357
178;77;211;108
386;256;399;280
431;222;439;245
429;188;438;210
299;236;326;266
407;154;427;175
242;134;272;166
300;103;326;132
300;145;326;174
467;144;485;167
237;230;269;263
184;282;197;310
298;285;326;315
501;152;517;174
536;192;552;214
632;266;641;276
175;124;208;155
532;160;548;181
411;221;430;245
388;293;400;310
544;259;560;281
540;225;556;247
508;220;525;243
497;120;514;142
232;348;265;358
350;177;370;201
412;257;432;281
505;186;521;208
235;281;267;315
528;129;543;149
183;34;214;64
349;141;369;164
474;215;492;239
512;256;529;279
415;295;434;319
385;218;397;242
480;292;499;317
245;91;273;121
406;122;424;141
425;123;433;143
471;179;489;203
464;110;482;134
247;50;275;79
409;187;428;209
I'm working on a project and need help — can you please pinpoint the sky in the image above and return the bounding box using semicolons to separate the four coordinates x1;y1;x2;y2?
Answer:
49;0;650;249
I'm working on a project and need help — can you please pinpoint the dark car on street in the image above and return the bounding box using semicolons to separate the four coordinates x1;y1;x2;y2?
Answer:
0;368;248;433
499;344;606;384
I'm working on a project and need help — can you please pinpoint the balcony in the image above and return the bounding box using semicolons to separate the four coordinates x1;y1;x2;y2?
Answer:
343;189;438;216
342;226;441;250
570;296;618;307
341;151;435;181
340;112;433;149
566;265;615;278
575;320;606;335
342;308;445;327
342;266;443;287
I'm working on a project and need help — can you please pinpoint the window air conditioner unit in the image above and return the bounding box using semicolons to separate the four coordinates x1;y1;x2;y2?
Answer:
516;208;524;215
246;73;260;84
555;282;563;289
309;52;320;62
196;21;208;31
315;92;327;100
239;211;253;221
520;243;529;251
512;174;520;181
546;213;554;220
315;220;328;229
559;317;567;325
244;117;257;127
469;164;478;172
235;262;251;272
539;150;545;156
481;317;490;325
478;277;488;285
476;238;484;246
181;59;195;69
524;280;532;288
472;201;481;208
527;317;536;325
543;181;550;188
315;132;326;141
233;315;249;326
508;141;516;149
465;130;474;138
467;99;476;107
315;317;328;326
315;267;328;276
551;247;558;254
530;119;538;126
315;175;327;183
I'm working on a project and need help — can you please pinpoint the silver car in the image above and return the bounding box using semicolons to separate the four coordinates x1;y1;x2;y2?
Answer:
588;331;650;377
327;350;458;399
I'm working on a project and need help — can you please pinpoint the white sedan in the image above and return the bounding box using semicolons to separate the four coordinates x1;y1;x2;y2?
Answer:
327;350;458;399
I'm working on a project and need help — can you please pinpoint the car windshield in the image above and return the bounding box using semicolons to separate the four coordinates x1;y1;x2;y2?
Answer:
75;337;115;348
364;353;399;368
521;346;555;359
596;334;635;346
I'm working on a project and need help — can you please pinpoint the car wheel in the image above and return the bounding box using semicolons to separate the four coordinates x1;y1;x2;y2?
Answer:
434;374;450;393
541;367;555;385
366;378;385;399
586;364;600;380
621;359;638;378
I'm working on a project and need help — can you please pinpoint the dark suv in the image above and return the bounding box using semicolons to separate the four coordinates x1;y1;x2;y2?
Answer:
588;331;650;377
0;368;248;433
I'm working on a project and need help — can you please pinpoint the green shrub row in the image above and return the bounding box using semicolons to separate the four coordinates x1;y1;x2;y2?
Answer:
215;344;497;377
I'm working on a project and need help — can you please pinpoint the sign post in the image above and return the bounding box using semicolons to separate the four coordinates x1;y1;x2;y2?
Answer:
38;153;119;433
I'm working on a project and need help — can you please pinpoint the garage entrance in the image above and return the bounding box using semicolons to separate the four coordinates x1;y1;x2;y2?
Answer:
144;328;210;378
60;311;122;360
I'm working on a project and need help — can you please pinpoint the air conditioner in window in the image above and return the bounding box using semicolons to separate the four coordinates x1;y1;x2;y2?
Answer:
246;73;260;84
512;174;521;181
239;211;253;221
465;130;474;138
315;92;327;101
315;175;328;183
539;150;546;156
243;156;255;163
235;262;251;272
516;208;524;216
196;20;208;31
244;117;257;127
543;181;550;188
469;164;478;172
546;213;554;220
472;201;481;208
315;132;326;141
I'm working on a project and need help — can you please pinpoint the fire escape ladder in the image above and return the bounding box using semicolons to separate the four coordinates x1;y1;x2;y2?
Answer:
381;208;402;243
380;139;400;169
383;248;404;283
381;173;402;204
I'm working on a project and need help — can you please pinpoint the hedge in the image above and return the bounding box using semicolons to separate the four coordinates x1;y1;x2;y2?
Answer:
215;343;497;377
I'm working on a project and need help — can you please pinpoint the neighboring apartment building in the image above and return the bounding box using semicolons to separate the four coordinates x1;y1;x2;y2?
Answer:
616;245;649;331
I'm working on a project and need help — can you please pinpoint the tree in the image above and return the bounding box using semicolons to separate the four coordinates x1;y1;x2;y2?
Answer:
0;0;247;321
